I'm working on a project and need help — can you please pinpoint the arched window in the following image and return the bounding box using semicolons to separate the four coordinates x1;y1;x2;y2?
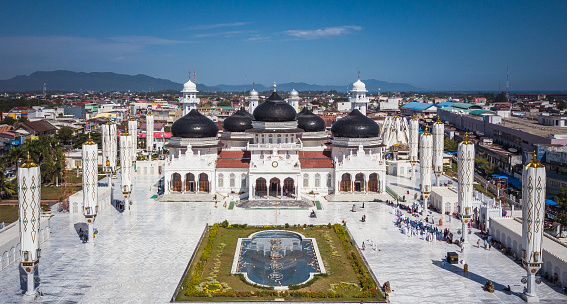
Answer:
303;174;309;187
241;174;247;187
229;173;235;188
218;174;224;188
327;174;332;188
314;174;321;188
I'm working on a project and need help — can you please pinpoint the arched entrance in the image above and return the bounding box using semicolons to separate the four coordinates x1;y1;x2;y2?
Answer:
172;173;182;192
256;178;267;197
340;173;351;192
185;173;195;192
198;173;209;193
269;178;281;197
355;173;365;192
283;178;295;197
368;173;378;192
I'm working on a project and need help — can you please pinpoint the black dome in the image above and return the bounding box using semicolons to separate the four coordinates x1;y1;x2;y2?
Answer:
171;109;218;138
253;92;297;122
297;108;326;132
223;109;253;132
241;107;254;118
331;109;380;138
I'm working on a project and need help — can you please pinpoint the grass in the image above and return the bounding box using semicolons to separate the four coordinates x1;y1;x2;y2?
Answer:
444;163;458;179
41;185;82;200
474;183;496;199
0;205;19;225
175;225;384;302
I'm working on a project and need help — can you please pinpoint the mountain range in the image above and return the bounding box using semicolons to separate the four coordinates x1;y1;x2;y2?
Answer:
0;70;421;93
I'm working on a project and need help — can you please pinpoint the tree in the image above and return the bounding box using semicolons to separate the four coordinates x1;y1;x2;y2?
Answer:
444;136;458;152
73;132;102;149
557;101;566;110
0;172;17;200
1;116;16;125
17;116;28;122
554;187;567;237
57;126;75;144
217;100;232;107
494;91;508;103
475;156;496;176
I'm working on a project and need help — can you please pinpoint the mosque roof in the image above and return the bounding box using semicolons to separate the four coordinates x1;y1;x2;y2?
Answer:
299;150;333;168
253;91;297;122
331;109;380;138
171;109;218;138
216;150;251;168
222;108;253;132
297;108;326;132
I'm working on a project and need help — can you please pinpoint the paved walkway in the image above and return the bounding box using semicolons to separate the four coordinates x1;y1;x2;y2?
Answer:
0;173;566;303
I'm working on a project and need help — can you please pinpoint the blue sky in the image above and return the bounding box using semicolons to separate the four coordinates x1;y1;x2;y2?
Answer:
1;0;566;91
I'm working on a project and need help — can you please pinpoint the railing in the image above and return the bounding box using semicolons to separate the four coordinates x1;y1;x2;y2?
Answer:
385;186;401;201
246;142;302;150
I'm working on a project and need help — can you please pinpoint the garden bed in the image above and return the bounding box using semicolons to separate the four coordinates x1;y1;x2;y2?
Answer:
174;222;384;302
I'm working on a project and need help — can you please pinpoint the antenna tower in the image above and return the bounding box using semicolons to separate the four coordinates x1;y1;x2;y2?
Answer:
43;83;46;99
506;66;509;101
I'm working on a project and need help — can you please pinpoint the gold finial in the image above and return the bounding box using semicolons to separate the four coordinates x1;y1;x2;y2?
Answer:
122;130;130;136
21;151;37;168
411;113;417;121
85;132;96;145
461;133;472;145
435;117;443;124
105;116;114;125
393;112;399;118
422;126;431;135
106;159;110;166
526;151;544;168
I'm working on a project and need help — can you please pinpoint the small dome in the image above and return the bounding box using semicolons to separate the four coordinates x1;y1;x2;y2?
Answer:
253;91;297;122
297;108;326;132
290;89;299;97
297;107;309;117
182;78;197;92
223;109;253;132
250;89;258;97
352;79;367;92
331;109;379;138
171;109;218;138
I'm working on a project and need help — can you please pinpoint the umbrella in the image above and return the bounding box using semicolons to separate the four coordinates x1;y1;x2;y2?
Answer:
545;199;557;206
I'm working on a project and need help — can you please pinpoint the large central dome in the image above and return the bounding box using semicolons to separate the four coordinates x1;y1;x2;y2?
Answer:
253;92;297;122
331;109;379;138
171;109;218;138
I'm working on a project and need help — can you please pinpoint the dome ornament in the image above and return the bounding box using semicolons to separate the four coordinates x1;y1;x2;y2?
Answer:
273;81;277;92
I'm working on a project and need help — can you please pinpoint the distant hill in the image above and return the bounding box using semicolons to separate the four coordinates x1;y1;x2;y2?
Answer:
0;70;421;93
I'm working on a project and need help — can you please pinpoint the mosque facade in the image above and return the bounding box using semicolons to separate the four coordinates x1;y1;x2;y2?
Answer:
162;77;386;199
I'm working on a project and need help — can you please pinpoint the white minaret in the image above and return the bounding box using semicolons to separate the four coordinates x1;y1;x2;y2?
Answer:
248;87;259;115
102;119;117;177
521;155;546;302
420;127;433;212
120;131;133;210
409;115;419;180
128;118;138;161
18;153;41;297
180;72;199;115
82;134;98;242
458;134;474;244
350;74;369;116
288;89;300;113
432;117;445;186
146;111;154;152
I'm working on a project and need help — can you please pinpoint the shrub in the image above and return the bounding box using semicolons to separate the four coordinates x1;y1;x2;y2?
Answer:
285;223;290;228
221;220;229;228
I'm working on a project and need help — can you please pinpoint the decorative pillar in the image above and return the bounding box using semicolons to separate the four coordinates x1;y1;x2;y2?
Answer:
128;118;138;163
120;131;133;211
420;127;433;212
409;115;419;180
433;117;444;186
521;155;546;302
146;112;154;153
102;119;117;178
82;134;98;242
18;152;41;297
458;134;474;244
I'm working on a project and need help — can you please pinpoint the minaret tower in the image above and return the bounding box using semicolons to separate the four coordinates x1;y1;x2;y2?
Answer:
248;83;259;115
420;127;433;212
521;154;546;302
146;111;154;152
128;117;138;162
350;71;369;116
432;117;445;186
288;88;300;113
18;152;41;298
180;72;200;115
457;133;474;244
409;114;419;179
120;130;133;211
102;118;117;178
82;134;98;242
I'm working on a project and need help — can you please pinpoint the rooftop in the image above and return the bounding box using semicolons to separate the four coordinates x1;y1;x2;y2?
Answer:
502;116;567;137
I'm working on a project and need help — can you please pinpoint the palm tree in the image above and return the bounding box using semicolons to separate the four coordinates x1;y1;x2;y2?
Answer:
0;173;16;200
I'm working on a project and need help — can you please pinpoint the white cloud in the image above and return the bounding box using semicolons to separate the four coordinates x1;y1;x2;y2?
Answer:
192;30;257;38
283;25;362;39
185;22;251;30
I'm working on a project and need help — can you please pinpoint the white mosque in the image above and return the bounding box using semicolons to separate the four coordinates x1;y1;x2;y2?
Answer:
162;77;388;199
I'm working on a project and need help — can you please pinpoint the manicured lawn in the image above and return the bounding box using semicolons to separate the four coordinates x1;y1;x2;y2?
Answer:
41;186;82;200
175;224;384;302
0;205;19;225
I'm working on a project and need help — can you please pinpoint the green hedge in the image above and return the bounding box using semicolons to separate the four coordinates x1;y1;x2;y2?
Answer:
185;224;220;296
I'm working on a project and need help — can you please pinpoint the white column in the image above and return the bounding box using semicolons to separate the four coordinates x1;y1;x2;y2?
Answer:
120;131;133;211
409;116;419;180
458;134;474;244
420;128;433;213
521;156;546;302
128;118;138;162
82;135;98;242
18;153;41;297
102;120;117;177
433;119;444;186
146;113;154;152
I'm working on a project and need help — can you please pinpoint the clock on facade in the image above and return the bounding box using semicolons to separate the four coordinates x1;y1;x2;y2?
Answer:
272;161;278;168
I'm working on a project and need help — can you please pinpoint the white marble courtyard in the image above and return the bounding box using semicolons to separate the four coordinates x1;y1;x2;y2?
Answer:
1;173;567;303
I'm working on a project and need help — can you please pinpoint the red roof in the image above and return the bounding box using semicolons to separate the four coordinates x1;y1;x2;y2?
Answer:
299;150;333;168
216;150;251;168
